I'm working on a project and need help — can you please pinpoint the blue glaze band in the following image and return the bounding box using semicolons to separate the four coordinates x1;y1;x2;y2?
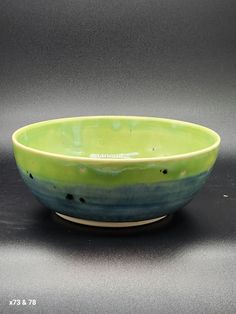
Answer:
19;169;210;222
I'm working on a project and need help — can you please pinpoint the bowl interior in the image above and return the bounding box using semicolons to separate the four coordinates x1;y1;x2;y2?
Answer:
15;117;219;159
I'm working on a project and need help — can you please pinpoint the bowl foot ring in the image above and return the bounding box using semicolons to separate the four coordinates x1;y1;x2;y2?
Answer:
56;212;167;228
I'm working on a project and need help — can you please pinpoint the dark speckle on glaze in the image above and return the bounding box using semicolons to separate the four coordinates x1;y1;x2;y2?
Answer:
66;193;74;200
29;173;33;179
79;197;86;203
160;169;168;174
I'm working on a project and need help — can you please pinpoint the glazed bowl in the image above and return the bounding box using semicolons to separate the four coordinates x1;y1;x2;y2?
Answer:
12;116;220;227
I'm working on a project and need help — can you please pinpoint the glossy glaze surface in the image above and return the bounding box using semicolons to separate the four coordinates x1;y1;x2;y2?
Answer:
15;116;217;159
12;116;220;223
18;167;211;221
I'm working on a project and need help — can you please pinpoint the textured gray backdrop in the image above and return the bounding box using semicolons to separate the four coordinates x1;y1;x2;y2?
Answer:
0;1;236;313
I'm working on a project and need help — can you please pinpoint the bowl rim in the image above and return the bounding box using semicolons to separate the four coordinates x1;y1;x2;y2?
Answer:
12;115;221;163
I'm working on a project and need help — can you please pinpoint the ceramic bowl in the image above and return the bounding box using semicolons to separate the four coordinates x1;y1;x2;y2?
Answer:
12;116;220;227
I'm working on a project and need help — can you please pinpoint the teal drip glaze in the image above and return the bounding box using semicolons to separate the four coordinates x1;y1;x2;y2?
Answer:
18;168;211;222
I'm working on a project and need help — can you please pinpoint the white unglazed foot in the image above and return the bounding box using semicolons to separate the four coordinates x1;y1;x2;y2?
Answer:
56;212;167;228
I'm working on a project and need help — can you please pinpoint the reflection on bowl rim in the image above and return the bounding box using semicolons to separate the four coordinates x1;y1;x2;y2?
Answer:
12;115;221;163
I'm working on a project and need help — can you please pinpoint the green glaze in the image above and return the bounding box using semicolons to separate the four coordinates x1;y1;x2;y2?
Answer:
12;116;220;187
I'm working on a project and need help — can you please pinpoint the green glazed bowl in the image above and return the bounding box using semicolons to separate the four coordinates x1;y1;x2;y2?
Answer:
12;116;220;227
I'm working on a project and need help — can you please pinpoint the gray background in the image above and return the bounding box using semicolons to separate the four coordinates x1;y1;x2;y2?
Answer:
0;1;236;313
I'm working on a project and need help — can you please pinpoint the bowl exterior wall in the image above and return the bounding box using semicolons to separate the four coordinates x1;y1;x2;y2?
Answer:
13;144;219;222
